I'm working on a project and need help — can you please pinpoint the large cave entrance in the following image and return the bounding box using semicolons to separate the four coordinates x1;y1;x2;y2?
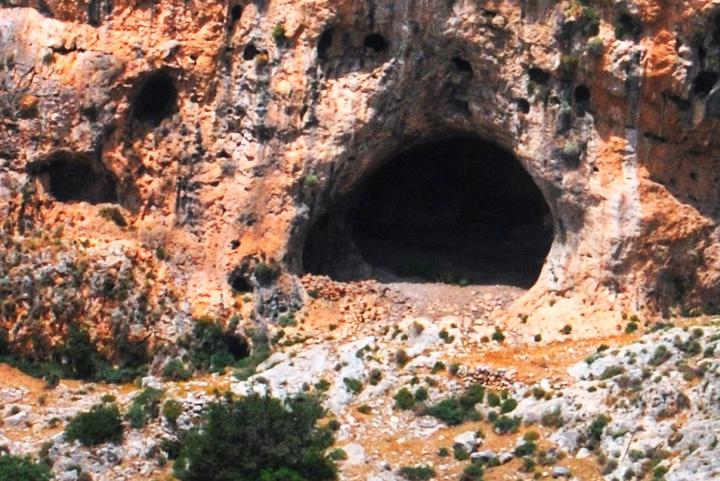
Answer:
302;137;554;287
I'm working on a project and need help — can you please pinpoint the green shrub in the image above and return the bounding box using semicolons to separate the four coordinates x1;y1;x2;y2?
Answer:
414;387;429;403
500;398;518;413
514;441;537;456
181;318;248;373
254;262;281;285
587;414;610;449
589;36;605;55
486;392;500;407
600;365;625;380
127;387;163;428
578;6;600;36
437;447;449;457
163;399;183;426
431;361;445;373
398;465;435;481
558;55;579;82
0;455;52;481
99;207;127;227
625;321;638;334
272;23;287;45
394;388;415;410
541;407;564;428
649;345;671;366
492;415;521;434
343;377;363;395
162;359;192;381
328;448;347;461
395;349;410;367
453;445;469;461
461;463;484;481
66;403;123;446
491;328;505;343
173;394;336;481
426;383;484;425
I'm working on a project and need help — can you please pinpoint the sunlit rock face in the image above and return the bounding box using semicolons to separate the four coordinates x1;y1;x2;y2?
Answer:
1;0;720;349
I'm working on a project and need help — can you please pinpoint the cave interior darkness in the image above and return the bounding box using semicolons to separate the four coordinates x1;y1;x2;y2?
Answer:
302;137;554;288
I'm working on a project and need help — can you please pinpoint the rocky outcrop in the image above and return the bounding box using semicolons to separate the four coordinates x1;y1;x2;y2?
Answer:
2;0;720;354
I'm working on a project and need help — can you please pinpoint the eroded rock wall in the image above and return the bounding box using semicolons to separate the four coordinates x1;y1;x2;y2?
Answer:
1;0;720;352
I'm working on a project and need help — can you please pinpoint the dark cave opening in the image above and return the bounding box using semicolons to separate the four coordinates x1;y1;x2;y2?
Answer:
132;71;177;127
693;70;719;96
32;153;118;204
364;33;389;53
302;137;554;287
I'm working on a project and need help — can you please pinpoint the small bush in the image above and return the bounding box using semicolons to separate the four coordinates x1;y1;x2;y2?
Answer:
600;365;625;380
394;388;416;410
127;387;163;428
180;318;249;373
514;441;537;456
625;322;638;334
414;387;429;403
541;407;564;428
587;414;610;448
426;383;484;425
437;447;449;457
328;448;347;461
449;362;461;375
500;398;518;413
587;37;604;57
431;361;445;373
453;445;470;461
491;328;505;343
173;394;336;481
66;403;123;446
396;349;410;367
493;415;521;434
254;262;281;285
649;345;671;366
560;324;573;335
163;399;183;426
272;23;287;46
486;392;500;407
0;455;52;481
558;55;580;82
162;359;192;381
399;465;435;481
461;463;484;481
343;377;363;395
99;207;127;227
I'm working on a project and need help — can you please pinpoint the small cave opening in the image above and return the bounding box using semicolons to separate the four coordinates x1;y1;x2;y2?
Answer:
317;28;334;59
30;153;118;204
243;43;261;60
574;85;591;114
364;33;389;53
229;4;242;26
528;67;551;85
132;71;177;127
693;70;719;96
451;56;473;74
302;137;554;287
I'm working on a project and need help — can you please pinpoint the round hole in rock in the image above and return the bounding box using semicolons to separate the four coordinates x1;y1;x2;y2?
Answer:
364;33;388;53
693;71;719;96
229;4;242;26
243;43;260;60
33;153;118;204
317;27;334;59
132;71;177;127
451;56;473;74
302;137;554;287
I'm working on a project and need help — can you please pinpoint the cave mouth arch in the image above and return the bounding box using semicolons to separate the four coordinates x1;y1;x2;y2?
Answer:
302;137;554;288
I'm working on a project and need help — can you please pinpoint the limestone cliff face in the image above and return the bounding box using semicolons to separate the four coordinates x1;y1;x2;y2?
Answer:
1;0;720;352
